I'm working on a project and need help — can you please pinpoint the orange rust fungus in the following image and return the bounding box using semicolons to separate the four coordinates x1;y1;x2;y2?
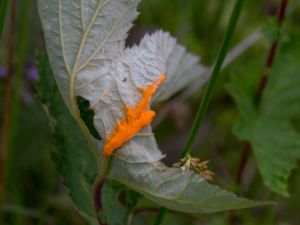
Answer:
103;75;166;157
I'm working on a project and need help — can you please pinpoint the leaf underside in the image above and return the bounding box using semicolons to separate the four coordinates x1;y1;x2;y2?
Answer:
227;33;300;196
38;0;270;221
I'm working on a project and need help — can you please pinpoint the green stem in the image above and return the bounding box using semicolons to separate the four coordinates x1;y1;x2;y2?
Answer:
9;0;31;150
0;0;9;36
7;0;31;192
154;207;167;225
181;0;244;158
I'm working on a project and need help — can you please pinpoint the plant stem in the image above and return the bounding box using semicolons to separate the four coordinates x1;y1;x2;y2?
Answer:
235;142;250;184
229;1;289;224
234;0;289;188
0;0;16;204
92;157;112;225
154;207;167;225
93;178;106;225
181;0;244;158
8;0;31;153
0;0;9;36
256;0;288;100
5;3;31;218
153;1;245;224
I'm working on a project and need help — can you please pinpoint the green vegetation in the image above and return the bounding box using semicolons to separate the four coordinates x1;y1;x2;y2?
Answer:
1;0;300;225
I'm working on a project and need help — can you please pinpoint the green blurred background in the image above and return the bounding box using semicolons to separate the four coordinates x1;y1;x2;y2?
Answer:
0;0;300;224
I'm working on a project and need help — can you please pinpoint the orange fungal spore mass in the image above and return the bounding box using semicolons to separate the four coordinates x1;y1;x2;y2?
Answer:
103;75;166;157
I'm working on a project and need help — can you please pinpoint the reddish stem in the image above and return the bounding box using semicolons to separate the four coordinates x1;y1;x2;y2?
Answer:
277;0;288;22
256;0;288;100
236;0;289;187
0;0;16;202
93;179;107;225
235;142;250;184
230;1;289;224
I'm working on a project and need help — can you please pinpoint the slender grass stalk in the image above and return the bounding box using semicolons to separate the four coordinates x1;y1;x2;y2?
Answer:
154;1;245;224
0;0;9;36
181;0;244;158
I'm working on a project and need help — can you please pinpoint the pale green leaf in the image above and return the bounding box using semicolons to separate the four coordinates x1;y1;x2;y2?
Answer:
38;0;208;112
77;31;270;213
38;0;270;215
38;0;141;110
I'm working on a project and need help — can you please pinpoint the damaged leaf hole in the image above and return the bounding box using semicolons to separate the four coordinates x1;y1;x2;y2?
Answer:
76;96;102;140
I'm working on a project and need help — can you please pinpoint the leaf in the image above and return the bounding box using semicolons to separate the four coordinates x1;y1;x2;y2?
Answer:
38;0;208;112
38;0;141;110
226;34;300;196
36;53;142;224
35;53;98;224
78;31;269;213
38;0;270;216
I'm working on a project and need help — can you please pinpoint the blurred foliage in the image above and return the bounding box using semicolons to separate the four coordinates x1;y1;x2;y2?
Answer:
0;0;300;225
226;33;300;196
